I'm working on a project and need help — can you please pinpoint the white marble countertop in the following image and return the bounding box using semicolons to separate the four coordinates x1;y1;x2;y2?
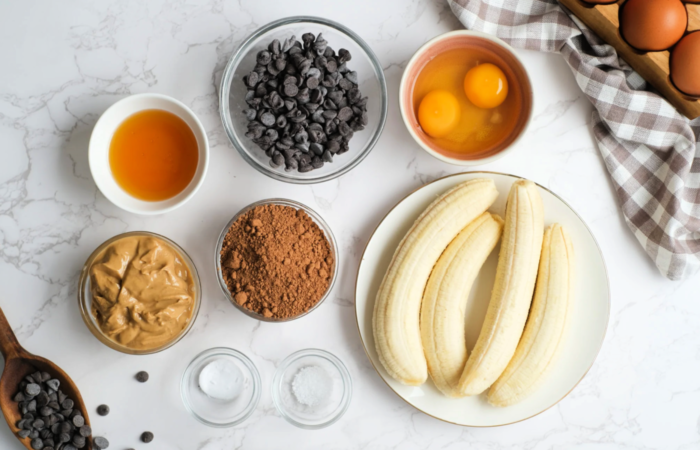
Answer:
0;0;697;448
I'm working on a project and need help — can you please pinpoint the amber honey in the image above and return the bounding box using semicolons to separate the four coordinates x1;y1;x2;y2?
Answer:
412;47;523;158
109;109;198;201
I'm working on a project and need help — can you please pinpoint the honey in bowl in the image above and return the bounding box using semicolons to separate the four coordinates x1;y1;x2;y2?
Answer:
109;109;199;201
411;46;525;160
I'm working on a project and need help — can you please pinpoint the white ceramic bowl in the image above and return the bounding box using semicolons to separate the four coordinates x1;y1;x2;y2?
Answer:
89;93;209;215
399;30;533;166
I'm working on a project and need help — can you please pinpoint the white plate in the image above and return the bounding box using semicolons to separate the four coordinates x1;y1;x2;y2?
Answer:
355;172;610;427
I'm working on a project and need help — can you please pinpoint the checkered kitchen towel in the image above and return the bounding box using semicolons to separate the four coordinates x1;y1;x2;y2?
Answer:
449;0;700;280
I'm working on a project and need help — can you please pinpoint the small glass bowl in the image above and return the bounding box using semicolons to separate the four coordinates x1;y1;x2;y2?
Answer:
219;16;388;184
181;347;261;428
215;198;339;322
272;349;352;429
77;231;201;355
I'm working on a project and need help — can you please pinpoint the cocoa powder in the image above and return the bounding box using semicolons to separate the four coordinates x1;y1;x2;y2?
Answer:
220;204;334;319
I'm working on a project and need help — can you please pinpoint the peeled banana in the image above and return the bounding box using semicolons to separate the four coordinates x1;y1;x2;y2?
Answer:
488;223;574;407
373;178;499;386
458;179;544;396
420;212;504;397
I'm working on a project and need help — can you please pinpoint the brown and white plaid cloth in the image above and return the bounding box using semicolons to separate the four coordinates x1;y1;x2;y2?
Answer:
449;0;700;280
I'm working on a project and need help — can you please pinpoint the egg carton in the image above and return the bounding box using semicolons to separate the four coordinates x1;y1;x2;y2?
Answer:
558;0;700;119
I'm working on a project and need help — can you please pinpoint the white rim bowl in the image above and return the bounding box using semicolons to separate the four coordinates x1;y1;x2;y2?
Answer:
399;30;533;166
89;93;209;215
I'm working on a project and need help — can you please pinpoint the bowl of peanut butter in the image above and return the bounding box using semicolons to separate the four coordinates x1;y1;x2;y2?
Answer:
78;231;201;355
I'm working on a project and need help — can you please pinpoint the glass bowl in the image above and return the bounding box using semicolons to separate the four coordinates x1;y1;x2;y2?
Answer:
78;231;201;355
181;347;261;428
219;16;388;184
215;198;339;322
271;349;352;429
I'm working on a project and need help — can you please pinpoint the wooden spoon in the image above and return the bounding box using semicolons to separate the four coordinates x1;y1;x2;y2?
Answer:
0;307;92;450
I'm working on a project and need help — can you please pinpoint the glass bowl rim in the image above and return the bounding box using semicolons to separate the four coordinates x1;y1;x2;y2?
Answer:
214;198;339;323
219;15;388;184
271;348;353;430
77;230;202;355
180;347;262;428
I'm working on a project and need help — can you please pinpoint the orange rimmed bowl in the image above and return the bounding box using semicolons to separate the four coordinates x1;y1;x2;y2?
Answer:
399;30;533;166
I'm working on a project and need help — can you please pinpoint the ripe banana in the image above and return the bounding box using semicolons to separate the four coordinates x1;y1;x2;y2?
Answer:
373;178;499;386
458;179;544;396
488;223;574;407
420;212;504;397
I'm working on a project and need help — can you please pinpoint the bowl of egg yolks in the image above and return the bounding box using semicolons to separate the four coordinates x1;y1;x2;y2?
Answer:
400;30;533;165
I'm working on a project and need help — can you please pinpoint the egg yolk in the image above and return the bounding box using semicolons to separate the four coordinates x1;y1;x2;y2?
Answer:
463;63;508;109
418;90;461;138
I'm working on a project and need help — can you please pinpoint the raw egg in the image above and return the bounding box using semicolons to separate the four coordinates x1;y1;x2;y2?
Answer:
620;0;688;52
463;63;509;109
418;90;461;138
670;31;700;97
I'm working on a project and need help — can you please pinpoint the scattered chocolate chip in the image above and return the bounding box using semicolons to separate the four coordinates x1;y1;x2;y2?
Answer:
96;404;109;416
93;436;109;449
141;431;154;443
135;371;149;383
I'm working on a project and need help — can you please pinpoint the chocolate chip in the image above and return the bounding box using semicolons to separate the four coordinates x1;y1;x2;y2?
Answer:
311;156;324;169
346;71;358;85
30;437;44;449
26;384;41;397
18;429;30;439
338;48;352;63
141;431;154;443
93;436;109;449
60;399;73;410
96;405;109;416
246;71;259;88
72;435;85;449
72;415;84;427
256;50;271;66
79;425;91;437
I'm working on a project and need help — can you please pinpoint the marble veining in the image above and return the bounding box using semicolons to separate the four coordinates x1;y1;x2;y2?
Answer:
0;0;697;448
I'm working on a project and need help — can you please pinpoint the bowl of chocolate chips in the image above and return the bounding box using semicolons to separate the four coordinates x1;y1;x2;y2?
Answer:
219;16;388;184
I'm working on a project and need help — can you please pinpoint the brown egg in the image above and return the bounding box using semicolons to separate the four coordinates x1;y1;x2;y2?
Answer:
620;0;688;51
670;32;700;97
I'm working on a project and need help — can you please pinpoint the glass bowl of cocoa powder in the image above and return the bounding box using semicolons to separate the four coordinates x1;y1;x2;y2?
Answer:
215;198;338;322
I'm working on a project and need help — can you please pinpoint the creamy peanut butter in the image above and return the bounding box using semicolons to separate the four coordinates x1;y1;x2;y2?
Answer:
90;235;195;351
